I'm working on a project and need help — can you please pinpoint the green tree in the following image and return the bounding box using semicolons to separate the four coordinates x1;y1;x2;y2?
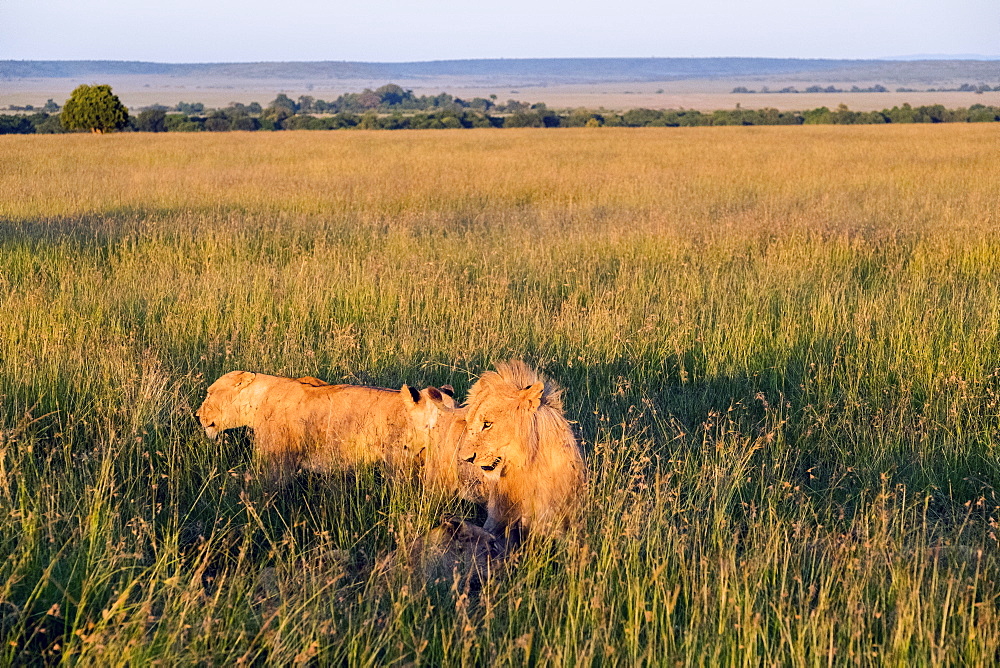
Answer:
803;106;833;124
297;95;316;113
622;108;664;127
260;106;293;130
829;103;859;125
357;90;381;109
885;103;918;124
229;113;260;131
469;97;493;111
0;115;35;134
969;104;1000;122
33;113;66;134
358;111;380;129
61;84;129;133
175;101;204;114
504;110;542;128
133;108;167;132
268;94;299;114
601;113;625;127
164;114;203;132
374;84;408;106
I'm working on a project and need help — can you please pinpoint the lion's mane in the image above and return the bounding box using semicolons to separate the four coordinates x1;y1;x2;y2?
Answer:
460;360;586;537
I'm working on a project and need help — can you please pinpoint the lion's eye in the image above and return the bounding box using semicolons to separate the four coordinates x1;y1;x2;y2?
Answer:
482;421;493;431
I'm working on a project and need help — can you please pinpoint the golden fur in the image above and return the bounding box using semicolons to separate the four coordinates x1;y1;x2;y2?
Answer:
399;385;457;478
457;361;586;537
195;371;429;483
401;389;488;504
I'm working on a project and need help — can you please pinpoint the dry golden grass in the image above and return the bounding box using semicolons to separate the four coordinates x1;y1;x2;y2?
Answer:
1;125;1000;665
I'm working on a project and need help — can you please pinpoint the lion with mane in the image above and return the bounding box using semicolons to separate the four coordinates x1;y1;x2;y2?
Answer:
196;371;453;484
457;361;586;538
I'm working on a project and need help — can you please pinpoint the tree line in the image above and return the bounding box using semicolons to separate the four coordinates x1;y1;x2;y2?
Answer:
3;83;1000;135
732;82;1000;94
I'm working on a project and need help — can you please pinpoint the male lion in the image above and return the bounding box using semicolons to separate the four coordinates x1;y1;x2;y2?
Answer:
400;386;487;504
457;361;586;538
195;370;446;483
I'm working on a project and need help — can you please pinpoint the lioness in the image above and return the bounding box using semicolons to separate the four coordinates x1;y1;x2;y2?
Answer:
401;386;488;504
196;370;447;483
457;361;586;538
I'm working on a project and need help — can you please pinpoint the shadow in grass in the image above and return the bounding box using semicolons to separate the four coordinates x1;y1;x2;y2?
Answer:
174;423;484;584
520;344;999;510
0;210;156;248
0;605;66;667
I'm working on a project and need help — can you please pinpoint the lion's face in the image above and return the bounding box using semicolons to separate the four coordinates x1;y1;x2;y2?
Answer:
458;381;544;480
402;385;456;431
195;371;257;439
400;384;456;457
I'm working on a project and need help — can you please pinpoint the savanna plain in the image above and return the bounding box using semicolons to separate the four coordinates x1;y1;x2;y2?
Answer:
2;125;1000;665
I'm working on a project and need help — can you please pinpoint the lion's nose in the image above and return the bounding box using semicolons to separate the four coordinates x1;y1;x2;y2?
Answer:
463;453;476;463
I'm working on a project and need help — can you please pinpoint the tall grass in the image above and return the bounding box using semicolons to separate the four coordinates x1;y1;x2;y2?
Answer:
1;125;999;664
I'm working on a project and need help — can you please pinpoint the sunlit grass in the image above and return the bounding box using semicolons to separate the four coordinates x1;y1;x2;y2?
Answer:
1;125;999;664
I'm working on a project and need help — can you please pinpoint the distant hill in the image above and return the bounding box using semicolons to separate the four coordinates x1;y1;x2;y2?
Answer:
883;54;1000;61
3;58;998;84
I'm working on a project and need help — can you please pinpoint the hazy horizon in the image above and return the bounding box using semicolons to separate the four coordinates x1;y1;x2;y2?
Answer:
2;1;997;63
3;55;1000;66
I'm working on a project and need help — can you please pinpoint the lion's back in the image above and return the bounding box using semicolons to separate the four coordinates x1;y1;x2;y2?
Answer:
261;383;409;470
296;384;403;426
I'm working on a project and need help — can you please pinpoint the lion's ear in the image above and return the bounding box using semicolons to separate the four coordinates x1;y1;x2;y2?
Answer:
439;389;456;409
400;384;420;407
517;382;545;412
437;385;457;408
426;387;456;410
233;372;257;391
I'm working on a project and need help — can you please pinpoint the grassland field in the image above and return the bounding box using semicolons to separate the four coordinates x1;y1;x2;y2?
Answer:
2;125;1000;665
7;80;1000;116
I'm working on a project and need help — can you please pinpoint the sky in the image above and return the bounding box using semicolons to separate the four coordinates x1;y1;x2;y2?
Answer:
1;0;998;63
